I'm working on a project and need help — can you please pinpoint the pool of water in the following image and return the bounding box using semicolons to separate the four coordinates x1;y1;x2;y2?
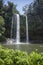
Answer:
2;44;43;53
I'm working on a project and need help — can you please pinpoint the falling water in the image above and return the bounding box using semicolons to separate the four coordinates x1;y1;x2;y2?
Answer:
11;17;13;39
16;14;20;43
7;17;14;44
7;14;29;44
26;15;28;43
9;14;20;44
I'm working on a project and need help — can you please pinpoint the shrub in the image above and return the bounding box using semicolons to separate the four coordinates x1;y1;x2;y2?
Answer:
0;58;5;65
0;16;5;42
0;45;43;65
4;57;14;65
28;52;43;65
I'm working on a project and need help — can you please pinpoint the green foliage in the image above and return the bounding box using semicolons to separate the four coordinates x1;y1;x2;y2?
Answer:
0;0;3;15
20;15;26;42
23;0;43;41
0;16;4;25
4;1;19;38
0;58;5;65
0;45;43;65
23;4;29;14
28;52;43;65
0;0;19;41
0;16;5;42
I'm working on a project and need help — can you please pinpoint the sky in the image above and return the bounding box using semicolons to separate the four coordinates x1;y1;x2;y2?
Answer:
4;0;34;14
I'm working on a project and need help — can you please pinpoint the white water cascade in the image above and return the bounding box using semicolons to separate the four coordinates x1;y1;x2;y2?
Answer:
11;17;13;39
26;15;28;43
7;16;14;44
7;14;29;44
16;14;20;44
10;14;20;44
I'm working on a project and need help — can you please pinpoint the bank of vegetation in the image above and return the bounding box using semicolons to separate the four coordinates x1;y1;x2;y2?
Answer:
0;45;43;65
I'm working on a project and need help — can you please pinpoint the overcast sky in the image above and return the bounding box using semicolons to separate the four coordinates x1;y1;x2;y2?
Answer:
4;0;34;14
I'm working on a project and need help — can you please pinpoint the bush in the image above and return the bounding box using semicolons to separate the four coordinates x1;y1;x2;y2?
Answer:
0;16;5;42
28;52;43;65
0;45;43;65
0;58;5;65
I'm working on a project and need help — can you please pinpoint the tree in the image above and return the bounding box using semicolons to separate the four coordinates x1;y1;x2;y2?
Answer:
0;16;5;41
0;0;4;15
3;1;19;38
23;4;29;15
20;15;26;42
4;2;14;38
22;0;43;41
0;0;20;41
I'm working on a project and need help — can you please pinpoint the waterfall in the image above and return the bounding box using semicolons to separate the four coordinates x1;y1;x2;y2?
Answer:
6;16;14;44
7;14;29;44
10;14;20;44
16;14;20;43
26;15;28;43
11;17;13;39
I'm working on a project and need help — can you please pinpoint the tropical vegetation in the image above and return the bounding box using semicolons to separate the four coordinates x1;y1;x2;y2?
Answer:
0;0;43;42
0;45;43;65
